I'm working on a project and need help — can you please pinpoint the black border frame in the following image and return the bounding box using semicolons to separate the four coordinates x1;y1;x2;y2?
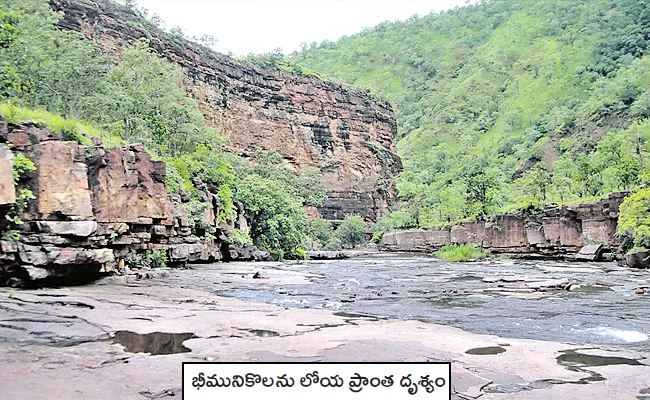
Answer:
182;361;452;399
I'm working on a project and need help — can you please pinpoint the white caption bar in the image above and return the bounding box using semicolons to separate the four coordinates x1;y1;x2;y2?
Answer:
183;362;451;400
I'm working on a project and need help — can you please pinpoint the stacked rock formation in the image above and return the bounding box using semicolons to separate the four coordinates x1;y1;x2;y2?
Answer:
379;193;627;259
0;117;259;286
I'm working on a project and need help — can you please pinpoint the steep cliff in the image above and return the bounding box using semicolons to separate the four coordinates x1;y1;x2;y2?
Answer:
49;0;402;221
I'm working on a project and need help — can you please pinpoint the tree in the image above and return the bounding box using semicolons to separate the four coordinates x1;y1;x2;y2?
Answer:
235;175;308;259
464;170;499;219
102;38;218;157
0;0;110;117
335;216;367;248
249;149;326;207
123;0;137;11
519;164;551;203
617;188;650;251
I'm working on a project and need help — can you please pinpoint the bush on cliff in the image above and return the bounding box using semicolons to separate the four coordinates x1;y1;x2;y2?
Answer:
434;245;490;262
229;228;253;248
372;210;416;232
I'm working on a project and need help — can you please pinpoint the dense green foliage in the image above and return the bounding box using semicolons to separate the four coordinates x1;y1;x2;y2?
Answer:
617;188;650;252
243;48;324;78
0;0;327;258
434;244;490;262
335;215;368;249
307;219;336;248
235;175;308;259
229;228;254;248
293;0;650;227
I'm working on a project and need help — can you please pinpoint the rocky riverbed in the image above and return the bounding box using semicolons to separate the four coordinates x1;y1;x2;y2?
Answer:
0;254;649;399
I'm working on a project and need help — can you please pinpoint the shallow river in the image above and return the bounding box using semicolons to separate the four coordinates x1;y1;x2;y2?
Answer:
185;253;650;349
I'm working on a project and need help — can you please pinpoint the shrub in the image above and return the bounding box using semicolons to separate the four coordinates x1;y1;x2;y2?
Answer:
626;246;649;255
322;237;343;251
335;215;367;249
308;219;335;247
287;247;307;260
128;250;167;269
11;153;35;182
434;244;490;262
229;228;253;248
372;210;415;232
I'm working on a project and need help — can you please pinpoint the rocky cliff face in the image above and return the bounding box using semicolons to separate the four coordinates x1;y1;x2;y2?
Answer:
0;117;260;287
379;193;627;260
49;0;402;221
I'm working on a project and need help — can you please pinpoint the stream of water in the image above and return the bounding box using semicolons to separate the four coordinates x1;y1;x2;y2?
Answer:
187;254;650;349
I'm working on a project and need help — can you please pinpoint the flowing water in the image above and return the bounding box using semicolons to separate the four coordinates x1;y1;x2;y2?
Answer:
185;254;650;348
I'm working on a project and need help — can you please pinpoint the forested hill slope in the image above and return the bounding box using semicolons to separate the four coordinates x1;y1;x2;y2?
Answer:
292;0;650;228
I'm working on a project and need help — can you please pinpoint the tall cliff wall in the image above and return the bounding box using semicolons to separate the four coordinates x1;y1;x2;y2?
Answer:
379;193;627;259
49;0;402;221
0;117;259;287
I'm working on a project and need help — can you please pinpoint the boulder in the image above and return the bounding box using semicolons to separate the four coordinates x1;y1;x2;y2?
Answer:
51;248;80;265
88;146;171;223
306;251;351;260
0;240;17;253
626;251;650;269
7;129;30;148
575;243;604;261
36;221;98;237
169;244;204;262
95;222;129;236
152;225;167;236
23;265;50;280
89;248;115;264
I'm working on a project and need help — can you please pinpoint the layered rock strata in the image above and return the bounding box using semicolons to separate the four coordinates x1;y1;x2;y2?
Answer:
49;0;402;221
0;117;257;286
379;193;627;259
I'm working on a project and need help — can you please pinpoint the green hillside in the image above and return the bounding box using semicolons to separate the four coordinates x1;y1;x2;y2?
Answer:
292;0;650;228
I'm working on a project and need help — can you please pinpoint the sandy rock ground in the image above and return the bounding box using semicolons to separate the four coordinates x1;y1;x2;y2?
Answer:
0;264;649;400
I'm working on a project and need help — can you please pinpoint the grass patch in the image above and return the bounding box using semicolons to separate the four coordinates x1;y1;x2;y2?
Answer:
434;244;490;262
0;103;123;147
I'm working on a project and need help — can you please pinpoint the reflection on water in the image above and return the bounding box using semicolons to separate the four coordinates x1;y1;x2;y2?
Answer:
112;331;196;355
466;346;506;355
248;329;280;337
557;350;642;367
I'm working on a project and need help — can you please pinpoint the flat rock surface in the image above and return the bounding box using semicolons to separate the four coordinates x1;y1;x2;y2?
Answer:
1;255;649;399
